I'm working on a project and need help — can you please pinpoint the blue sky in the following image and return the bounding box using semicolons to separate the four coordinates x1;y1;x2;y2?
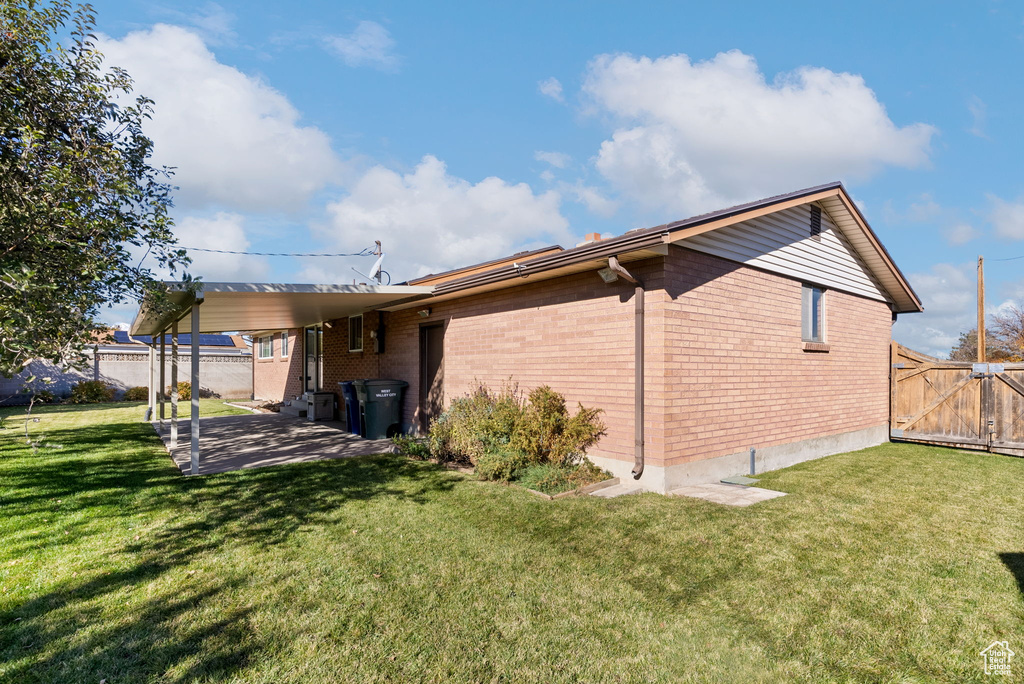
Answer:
90;0;1024;357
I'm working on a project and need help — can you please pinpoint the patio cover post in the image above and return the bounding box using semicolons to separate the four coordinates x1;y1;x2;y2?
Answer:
190;294;203;475
147;344;156;420
170;320;178;448
159;331;166;432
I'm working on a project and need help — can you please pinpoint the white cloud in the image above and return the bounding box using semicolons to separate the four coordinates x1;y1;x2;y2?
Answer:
892;263;975;358
538;77;564;102
534;150;571;169
943;222;979;246
323;155;570;280
324;21;398;70
98;25;340;212
174;213;271;282
989;195;1024;239
583;50;937;216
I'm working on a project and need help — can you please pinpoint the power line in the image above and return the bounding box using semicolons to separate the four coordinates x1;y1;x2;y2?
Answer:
990;254;1024;262
179;246;376;257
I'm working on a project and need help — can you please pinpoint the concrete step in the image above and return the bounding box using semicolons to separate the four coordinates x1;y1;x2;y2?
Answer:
589;483;643;498
279;404;307;418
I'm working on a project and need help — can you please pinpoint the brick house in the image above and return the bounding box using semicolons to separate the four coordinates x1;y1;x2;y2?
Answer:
134;182;921;488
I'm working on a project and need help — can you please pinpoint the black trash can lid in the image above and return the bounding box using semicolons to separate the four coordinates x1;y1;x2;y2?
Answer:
362;379;409;388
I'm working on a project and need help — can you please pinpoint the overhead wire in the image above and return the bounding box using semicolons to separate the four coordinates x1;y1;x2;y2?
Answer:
177;246;376;257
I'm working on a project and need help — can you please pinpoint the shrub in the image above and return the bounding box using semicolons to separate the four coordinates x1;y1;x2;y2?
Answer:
123;386;148;401
517;459;611;495
425;378;602;481
69;380;115;404
391;434;430;459
427;382;524;464
475;449;530;482
169;381;191;401
510;386;606;466
166;382;219;401
32;389;55;404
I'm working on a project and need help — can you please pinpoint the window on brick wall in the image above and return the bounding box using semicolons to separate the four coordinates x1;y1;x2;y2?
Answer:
258;335;273;359
801;284;824;342
349;315;363;352
280;331;289;358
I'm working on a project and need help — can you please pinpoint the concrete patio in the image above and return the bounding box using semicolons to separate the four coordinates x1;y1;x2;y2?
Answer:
153;412;395;476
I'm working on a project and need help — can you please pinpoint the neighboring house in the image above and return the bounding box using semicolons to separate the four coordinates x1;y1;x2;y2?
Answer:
0;331;252;403
137;182;922;491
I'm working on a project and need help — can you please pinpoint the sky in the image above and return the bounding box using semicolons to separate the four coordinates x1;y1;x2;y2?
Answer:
86;0;1024;357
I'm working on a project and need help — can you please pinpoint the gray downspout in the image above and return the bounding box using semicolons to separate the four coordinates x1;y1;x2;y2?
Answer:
606;257;645;479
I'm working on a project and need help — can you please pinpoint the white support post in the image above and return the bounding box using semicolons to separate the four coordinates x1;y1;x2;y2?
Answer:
190;296;203;475
171;320;178;448
159;331;166;432
147;345;156;420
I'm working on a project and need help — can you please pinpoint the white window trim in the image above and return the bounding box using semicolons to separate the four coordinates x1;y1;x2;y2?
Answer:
257;335;273;359
349;314;364;353
280;331;289;358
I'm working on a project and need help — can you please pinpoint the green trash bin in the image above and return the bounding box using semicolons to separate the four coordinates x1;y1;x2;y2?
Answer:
351;379;409;439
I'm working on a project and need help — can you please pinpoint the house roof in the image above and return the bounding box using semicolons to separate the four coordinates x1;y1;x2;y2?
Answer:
130;282;433;336
129;183;921;335
381;182;922;314
407;246;564;286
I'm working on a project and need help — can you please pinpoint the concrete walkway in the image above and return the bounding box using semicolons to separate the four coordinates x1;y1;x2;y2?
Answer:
154;413;395;476
668;483;787;507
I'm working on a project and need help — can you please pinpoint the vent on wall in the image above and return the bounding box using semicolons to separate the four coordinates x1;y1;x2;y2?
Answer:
810;205;822;242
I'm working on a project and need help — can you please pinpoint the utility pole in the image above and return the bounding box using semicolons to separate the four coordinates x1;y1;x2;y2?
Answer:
978;255;986;363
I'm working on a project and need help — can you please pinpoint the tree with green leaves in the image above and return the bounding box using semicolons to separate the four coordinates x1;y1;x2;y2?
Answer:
0;0;189;379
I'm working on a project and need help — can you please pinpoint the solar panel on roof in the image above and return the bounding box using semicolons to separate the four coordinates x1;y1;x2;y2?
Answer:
109;331;236;346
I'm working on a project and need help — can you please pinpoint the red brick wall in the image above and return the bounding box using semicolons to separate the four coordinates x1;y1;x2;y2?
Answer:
657;245;892;468
371;261;663;463
252;329;303;401
251;246;892;472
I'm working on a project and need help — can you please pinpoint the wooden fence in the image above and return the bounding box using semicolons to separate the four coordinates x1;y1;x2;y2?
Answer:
890;342;1024;456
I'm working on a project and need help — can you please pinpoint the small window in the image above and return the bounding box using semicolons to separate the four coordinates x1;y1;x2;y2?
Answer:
349;315;363;352
802;285;824;342
258;335;273;359
280;331;289;358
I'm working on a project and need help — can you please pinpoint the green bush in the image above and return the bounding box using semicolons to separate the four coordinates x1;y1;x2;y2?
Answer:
32;389;55;404
475;449;530;482
69;380;115;404
427;382;524;464
511;386;606;466
165;382;218;401
169;381;191;401
427;381;607;489
123;386;148;401
517;460;611;495
391;434;430;459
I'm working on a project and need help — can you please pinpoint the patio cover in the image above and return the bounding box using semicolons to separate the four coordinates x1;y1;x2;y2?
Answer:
130;282;434;336
129;281;433;477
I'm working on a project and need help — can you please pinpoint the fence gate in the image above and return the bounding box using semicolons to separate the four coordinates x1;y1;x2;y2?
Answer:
890;342;1024;456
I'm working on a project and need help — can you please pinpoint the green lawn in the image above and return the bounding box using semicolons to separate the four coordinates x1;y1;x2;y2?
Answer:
1;403;1021;683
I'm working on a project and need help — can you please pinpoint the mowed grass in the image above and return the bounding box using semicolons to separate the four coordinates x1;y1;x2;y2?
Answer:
0;403;1022;683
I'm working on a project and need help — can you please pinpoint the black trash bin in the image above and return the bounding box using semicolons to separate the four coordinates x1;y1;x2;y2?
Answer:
351;379;409;439
338;381;361;435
